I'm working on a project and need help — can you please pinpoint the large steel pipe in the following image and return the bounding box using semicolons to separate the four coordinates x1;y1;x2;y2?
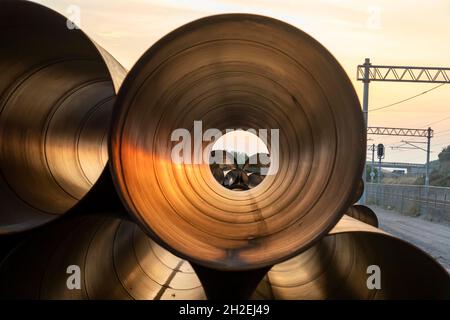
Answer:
0;215;205;300
0;0;126;234
110;14;366;270
0;4;447;300
346;204;378;227
252;215;450;299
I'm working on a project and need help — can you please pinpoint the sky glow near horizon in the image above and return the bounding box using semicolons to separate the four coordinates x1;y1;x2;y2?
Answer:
33;0;450;163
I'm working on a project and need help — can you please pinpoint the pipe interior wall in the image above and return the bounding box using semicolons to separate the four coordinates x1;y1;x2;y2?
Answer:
0;215;205;300
110;14;366;271
0;1;125;234
252;215;450;299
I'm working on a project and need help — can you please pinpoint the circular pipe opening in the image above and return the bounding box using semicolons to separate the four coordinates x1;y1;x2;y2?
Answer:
111;14;365;270
0;1;121;234
210;130;270;191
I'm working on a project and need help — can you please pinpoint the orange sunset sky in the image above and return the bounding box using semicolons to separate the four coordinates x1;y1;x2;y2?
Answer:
33;0;450;163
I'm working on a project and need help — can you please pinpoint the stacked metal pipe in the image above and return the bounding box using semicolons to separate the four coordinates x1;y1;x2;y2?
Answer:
0;0;448;300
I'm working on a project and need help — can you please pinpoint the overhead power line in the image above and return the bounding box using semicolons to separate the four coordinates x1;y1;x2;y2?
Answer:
357;60;450;201
369;83;446;112
438;128;450;134
422;115;450;127
434;129;450;137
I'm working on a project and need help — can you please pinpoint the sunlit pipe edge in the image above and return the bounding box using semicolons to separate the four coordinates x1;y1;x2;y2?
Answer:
0;0;126;234
253;215;450;299
0;215;206;300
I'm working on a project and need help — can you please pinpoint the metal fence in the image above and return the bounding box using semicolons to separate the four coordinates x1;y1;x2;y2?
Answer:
366;183;450;224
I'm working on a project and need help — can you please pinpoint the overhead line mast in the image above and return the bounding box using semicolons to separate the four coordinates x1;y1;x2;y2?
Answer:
357;58;449;203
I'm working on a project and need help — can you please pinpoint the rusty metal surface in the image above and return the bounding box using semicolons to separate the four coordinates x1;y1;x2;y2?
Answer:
0;215;205;300
110;14;366;271
252;215;450;299
0;0;125;234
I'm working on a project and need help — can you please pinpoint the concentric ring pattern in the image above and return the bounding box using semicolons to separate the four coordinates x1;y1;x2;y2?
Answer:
252;215;450;299
0;0;125;234
0;216;205;300
110;14;366;270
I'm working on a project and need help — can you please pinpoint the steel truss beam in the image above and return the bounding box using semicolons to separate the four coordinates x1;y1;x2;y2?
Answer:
357;64;450;83
367;126;433;138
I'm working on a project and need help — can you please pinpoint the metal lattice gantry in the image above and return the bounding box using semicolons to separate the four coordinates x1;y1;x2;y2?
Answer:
367;126;433;187
357;58;449;204
367;126;433;138
357;64;450;83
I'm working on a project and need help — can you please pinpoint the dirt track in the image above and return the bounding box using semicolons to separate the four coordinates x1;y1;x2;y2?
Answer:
369;206;450;272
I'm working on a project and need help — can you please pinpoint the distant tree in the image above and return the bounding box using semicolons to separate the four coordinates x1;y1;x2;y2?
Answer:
438;145;450;162
416;145;450;187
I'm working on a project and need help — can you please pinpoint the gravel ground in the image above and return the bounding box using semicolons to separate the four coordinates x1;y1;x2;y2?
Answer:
368;205;450;272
